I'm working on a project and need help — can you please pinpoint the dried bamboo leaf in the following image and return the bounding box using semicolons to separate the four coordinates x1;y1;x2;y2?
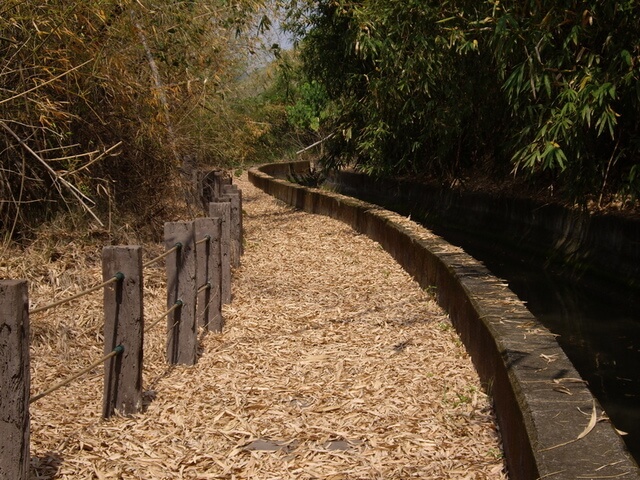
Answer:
22;173;507;479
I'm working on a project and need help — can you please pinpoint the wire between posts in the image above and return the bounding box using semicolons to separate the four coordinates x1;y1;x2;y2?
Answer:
143;243;181;268
166;306;188;349
31;273;124;314
195;235;211;246
30;345;124;404
197;283;211;295
146;300;183;332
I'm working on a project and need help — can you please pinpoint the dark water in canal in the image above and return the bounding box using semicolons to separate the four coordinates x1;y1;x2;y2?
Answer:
338;183;640;462
428;223;640;462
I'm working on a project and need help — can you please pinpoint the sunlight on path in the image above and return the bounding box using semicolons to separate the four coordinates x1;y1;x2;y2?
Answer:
28;173;506;479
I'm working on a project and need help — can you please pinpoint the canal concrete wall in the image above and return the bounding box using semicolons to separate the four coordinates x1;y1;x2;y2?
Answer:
249;161;640;480
328;170;640;301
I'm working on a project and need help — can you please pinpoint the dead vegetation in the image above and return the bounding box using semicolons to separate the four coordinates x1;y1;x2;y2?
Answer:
0;0;279;247
3;173;506;479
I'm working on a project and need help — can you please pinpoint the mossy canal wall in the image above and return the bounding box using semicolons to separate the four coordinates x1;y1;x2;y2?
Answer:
249;161;640;480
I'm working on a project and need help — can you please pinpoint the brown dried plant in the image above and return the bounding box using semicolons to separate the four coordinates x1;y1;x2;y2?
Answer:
0;0;270;249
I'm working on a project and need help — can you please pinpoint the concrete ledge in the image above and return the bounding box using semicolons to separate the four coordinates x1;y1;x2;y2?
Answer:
249;161;640;480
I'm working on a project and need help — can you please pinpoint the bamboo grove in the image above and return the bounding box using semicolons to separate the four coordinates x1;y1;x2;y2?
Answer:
0;0;275;242
3;0;639;244
284;0;640;207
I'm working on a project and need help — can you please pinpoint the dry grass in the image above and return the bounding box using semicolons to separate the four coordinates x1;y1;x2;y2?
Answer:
1;173;506;479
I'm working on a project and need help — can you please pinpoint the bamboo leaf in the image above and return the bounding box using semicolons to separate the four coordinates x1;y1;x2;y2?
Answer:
576;400;597;440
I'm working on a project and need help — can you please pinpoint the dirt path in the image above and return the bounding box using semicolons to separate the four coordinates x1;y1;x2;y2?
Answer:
26;173;506;479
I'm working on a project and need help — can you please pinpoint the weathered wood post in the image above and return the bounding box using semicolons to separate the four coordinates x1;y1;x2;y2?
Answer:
209;202;232;305
218;187;241;267
222;184;244;257
195;217;223;332
212;171;223;200
0;280;30;480
102;246;143;418
165;221;198;365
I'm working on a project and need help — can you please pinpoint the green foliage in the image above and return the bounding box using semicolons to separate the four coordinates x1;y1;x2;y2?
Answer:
287;0;505;177
221;49;323;165
286;80;329;131
230;46;339;164
286;0;640;205
492;1;640;199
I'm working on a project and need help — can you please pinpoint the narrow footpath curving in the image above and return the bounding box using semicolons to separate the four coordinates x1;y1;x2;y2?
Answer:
28;173;506;479
192;174;507;478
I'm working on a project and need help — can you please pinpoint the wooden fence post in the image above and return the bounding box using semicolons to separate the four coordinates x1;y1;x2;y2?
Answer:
102;246;143;418
218;188;241;267
209;202;232;304
0;280;30;480
214;195;237;268
195;217;223;332
165;221;198;365
222;184;244;257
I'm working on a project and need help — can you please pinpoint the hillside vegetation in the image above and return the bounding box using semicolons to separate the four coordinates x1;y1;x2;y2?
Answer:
284;0;640;210
4;0;638;250
0;0;301;246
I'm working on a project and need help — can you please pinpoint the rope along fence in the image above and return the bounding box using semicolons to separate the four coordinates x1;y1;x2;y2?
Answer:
146;300;183;333
30;273;124;314
143;243;181;268
30;346;124;404
0;169;241;480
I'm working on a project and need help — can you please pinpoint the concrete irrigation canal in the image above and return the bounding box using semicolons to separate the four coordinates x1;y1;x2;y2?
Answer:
249;160;640;480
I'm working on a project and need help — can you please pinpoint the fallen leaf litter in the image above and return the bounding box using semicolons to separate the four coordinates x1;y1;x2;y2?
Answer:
21;173;507;479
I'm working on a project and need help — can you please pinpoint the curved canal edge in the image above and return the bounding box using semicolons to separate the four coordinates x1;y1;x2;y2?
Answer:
249;161;640;480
